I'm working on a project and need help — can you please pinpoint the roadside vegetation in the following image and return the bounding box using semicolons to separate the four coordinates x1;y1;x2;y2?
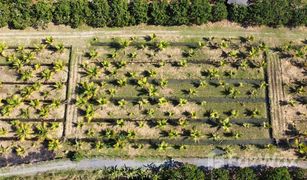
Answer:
0;0;306;30
4;161;307;180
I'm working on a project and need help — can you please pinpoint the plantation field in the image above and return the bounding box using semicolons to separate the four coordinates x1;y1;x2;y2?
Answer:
0;31;306;166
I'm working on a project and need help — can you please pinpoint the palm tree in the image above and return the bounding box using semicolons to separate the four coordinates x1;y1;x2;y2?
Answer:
116;119;125;127
178;118;188;127
168;130;179;139
146;108;155;117
54;43;65;53
224;87;240;98
29;99;40;109
45;36;54;45
47;139;61;151
157;97;168;107
88;49;98;59
53;81;65;90
177;59;188;67
33;43;47;53
209;133;221;141
159;79;168;88
96;97;108;105
14;122;33;141
157;119;167;128
53;60;65;72
178;98;188;106
100;60;110;68
35;122;49;141
117;99;127;108
157;141;169;151
84;66;99;79
14;145;26;157
116;78;127;87
94;141;104;150
0;42;8;56
205;68;219;79
40;69;54;81
155;41;169;51
218;118;232;132
189;127;202;142
0;127;7;136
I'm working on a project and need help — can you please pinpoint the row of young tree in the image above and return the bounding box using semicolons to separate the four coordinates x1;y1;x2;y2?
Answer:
0;0;306;29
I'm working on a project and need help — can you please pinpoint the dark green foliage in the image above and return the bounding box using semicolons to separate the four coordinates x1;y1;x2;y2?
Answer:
9;0;32;29
68;151;84;162
248;0;291;26
289;5;307;26
159;164;205;180
129;0;148;25
87;0;110;27
209;168;229;180
235;167;257;180
0;1;9;28
149;0;169;25
108;0;130;27
290;168;305;180
212;1;228;22
228;4;248;24
265;167;291;180
69;0;89;28
168;0;190;25
189;0;211;25
53;0;71;25
31;1;53;28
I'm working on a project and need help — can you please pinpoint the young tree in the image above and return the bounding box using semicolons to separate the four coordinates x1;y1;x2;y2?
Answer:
189;0;211;25
168;0;190;25
149;0;169;25
289;5;307;27
108;0;130;27
0;2;9;28
129;0;148;25
228;3;248;24
31;1;53;28
211;0;228;22
87;0;110;27
9;0;32;29
53;0;71;25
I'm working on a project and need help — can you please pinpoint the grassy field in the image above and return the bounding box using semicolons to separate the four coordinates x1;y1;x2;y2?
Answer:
0;24;306;166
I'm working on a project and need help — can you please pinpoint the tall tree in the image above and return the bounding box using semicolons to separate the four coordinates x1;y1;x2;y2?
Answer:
211;0;228;22
149;0;169;25
69;0;89;28
189;0;211;25
129;0;148;25
0;1;9;28
9;0;32;29
31;1;53;28
87;0;110;27
108;0;130;27
168;0;190;25
228;3;248;24
53;0;71;25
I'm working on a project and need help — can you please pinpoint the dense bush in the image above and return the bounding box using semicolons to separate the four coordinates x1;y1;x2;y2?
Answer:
264;167;291;180
9;0;32;29
31;1;53;28
0;1;9;28
211;0;228;22
235;167;257;180
87;0;110;27
168;0;190;25
108;0;130;27
209;168;230;180
0;0;306;29
158;163;205;180
189;0;211;25
129;0;148;25
149;0;169;25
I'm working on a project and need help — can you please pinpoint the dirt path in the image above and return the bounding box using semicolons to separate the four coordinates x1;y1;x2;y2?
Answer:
0;157;306;177
267;53;286;139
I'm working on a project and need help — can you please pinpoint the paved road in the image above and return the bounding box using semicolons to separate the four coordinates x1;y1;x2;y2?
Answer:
0;157;306;177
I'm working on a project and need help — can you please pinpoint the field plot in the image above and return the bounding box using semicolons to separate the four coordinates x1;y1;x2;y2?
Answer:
0;34;306;165
0;40;71;159
278;41;307;138
72;36;271;157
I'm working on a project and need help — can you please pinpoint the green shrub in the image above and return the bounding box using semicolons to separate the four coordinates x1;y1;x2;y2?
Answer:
189;0;211;25
209;168;229;180
129;0;148;25
211;0;228;22
235;167;257;180
149;0;169;25
87;0;110;27
264;167;291;180
9;0;32;29
159;163;205;180
108;0;130;27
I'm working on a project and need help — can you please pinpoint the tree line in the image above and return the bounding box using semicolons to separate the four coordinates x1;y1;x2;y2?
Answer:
0;0;306;30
